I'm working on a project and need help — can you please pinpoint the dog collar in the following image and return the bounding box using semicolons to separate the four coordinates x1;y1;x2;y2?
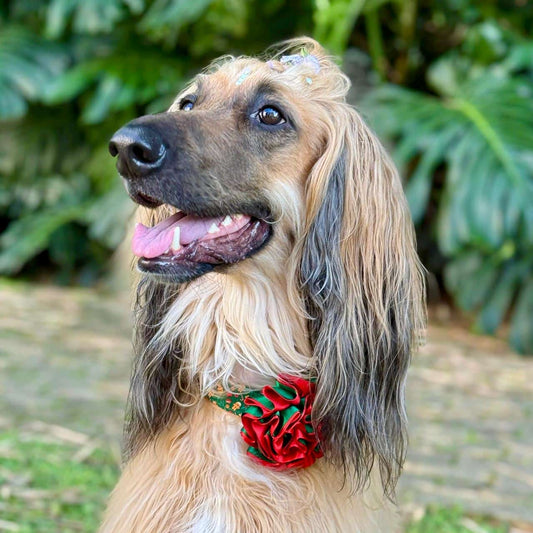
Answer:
207;375;323;470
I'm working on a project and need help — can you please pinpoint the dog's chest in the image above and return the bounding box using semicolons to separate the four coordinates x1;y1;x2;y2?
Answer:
99;402;396;533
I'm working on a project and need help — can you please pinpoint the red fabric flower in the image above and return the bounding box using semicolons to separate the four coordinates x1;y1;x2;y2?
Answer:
240;375;323;470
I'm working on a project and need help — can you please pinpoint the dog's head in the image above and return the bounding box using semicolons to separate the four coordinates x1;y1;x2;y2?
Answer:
112;38;425;494
108;39;347;284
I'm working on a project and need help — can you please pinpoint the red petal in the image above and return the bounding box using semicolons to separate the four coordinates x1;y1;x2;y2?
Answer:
278;374;315;397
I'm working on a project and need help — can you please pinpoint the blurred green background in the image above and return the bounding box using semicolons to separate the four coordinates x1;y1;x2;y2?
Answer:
1;1;533;532
1;0;532;354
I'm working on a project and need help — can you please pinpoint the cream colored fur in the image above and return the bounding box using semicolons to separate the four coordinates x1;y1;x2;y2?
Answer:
101;400;397;532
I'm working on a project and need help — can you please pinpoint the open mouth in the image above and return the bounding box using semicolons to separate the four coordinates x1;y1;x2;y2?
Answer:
132;210;272;281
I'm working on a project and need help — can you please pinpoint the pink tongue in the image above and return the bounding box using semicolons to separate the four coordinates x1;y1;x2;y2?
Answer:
132;213;223;258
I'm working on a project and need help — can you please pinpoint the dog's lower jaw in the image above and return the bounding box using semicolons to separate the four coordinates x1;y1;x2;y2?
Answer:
99;401;399;533
137;257;214;284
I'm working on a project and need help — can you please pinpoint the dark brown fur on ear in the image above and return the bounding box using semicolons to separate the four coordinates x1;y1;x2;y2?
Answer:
123;277;189;459
300;108;425;496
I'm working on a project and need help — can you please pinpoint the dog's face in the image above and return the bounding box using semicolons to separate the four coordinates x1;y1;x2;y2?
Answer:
110;56;324;283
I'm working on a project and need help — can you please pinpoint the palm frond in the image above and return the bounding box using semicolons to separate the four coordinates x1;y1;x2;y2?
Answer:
44;48;186;123
0;26;67;119
139;0;214;46
45;0;144;38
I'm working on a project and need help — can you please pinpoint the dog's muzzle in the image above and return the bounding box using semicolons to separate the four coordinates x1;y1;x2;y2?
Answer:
107;113;273;283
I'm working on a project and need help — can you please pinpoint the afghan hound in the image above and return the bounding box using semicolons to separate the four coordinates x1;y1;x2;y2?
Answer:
103;37;425;533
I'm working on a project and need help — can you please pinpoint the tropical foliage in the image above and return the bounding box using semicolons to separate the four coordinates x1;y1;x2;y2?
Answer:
0;1;532;352
360;8;533;354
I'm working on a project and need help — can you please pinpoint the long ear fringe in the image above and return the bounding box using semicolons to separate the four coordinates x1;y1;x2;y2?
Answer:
123;277;191;460
300;106;426;496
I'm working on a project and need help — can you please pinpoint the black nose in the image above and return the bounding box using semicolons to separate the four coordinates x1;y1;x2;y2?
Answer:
109;123;166;179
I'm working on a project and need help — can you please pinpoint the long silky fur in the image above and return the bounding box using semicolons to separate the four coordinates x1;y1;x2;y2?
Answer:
299;116;424;495
125;276;187;459
103;37;426;532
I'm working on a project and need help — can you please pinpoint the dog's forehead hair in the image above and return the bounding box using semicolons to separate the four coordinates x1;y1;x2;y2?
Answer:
176;63;301;113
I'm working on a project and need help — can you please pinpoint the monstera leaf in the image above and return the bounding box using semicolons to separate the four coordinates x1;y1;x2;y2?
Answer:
364;61;533;353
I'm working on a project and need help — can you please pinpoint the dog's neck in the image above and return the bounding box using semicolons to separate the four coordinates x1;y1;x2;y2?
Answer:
157;263;312;393
127;234;314;457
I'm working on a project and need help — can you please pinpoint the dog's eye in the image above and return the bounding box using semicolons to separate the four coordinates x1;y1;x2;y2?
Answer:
257;106;285;126
179;97;195;111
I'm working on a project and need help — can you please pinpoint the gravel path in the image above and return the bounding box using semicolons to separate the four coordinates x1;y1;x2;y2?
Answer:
1;281;532;525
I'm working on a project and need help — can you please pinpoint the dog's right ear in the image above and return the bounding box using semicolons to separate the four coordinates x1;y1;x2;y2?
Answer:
298;105;425;495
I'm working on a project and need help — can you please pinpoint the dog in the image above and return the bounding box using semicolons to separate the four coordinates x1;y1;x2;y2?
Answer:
102;37;425;532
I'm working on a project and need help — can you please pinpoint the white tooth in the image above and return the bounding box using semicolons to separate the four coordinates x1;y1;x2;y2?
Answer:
208;223;220;234
222;215;232;227
171;227;181;250
234;214;243;220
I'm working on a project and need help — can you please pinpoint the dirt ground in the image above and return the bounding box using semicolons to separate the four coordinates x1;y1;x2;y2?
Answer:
1;280;532;526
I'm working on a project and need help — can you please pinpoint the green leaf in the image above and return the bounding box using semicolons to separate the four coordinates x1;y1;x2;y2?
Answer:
44;62;102;104
313;0;366;56
82;76;123;124
406;124;463;223
139;0;214;46
45;0;143;38
476;262;522;334
0;81;27;120
45;0;77;39
444;252;499;311
427;56;464;97
510;277;533;354
447;95;522;187
44;50;185;122
84;183;135;248
0;202;92;274
0;27;67;119
503;42;533;74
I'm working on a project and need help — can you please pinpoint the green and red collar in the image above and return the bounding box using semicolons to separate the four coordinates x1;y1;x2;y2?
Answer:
208;375;323;470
